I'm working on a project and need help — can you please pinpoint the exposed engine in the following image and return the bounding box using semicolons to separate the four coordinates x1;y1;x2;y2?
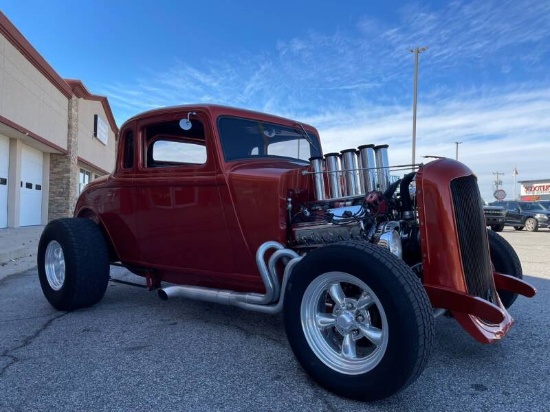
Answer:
289;144;421;266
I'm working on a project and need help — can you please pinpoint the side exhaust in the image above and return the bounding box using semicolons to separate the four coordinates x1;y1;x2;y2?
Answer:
158;242;301;314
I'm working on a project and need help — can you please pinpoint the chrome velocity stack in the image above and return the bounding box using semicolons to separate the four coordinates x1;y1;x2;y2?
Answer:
310;156;326;200
324;152;342;199
341;149;361;197
358;144;377;193
374;144;390;192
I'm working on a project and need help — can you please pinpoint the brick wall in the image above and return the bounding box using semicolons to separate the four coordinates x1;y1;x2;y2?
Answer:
48;97;79;221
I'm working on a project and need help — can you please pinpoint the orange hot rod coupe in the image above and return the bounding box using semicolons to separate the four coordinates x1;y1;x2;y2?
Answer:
38;105;536;401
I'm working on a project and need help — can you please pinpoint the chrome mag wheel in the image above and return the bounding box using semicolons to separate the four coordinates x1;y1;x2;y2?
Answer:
45;240;66;291
300;271;389;375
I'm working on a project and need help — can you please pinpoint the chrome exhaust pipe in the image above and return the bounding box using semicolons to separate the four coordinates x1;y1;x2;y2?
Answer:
158;242;301;314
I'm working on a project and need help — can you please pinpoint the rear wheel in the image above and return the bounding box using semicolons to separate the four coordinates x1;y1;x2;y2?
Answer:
283;241;434;401
488;230;523;309
490;224;504;232
38;218;110;311
524;217;538;232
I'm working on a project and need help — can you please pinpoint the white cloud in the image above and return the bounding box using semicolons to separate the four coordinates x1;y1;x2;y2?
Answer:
98;0;550;201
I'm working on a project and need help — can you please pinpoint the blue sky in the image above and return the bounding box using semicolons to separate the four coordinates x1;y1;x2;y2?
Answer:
3;0;549;201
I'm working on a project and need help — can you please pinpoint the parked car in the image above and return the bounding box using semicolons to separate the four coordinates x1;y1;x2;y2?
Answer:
490;200;550;231
483;205;506;231
37;104;536;401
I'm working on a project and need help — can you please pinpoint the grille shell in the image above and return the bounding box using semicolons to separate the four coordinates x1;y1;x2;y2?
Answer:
450;176;496;302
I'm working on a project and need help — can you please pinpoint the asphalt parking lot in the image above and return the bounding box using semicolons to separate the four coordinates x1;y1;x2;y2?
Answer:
0;227;548;411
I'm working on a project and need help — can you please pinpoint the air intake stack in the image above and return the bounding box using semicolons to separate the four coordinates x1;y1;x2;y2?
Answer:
374;144;390;192
324;153;342;199
309;143;392;201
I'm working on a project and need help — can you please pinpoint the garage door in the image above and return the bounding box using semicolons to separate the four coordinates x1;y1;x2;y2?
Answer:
19;145;43;226
0;135;8;228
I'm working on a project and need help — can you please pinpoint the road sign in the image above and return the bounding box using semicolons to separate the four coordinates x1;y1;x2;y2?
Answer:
494;189;506;200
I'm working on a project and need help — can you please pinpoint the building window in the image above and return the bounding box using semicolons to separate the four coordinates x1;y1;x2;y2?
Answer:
79;169;91;193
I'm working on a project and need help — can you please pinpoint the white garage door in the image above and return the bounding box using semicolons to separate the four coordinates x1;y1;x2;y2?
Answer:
19;145;43;226
0;135;8;228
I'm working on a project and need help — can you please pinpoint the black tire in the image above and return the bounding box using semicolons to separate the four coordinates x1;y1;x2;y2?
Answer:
513;226;524;231
488;230;523;309
490;224;504;232
524;217;538;232
283;241;434;401
37;218;110;311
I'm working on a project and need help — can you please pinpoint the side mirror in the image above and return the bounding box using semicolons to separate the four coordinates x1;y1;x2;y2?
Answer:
179;112;197;131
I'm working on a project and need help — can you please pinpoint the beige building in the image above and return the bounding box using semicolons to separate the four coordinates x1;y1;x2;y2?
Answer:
0;12;118;228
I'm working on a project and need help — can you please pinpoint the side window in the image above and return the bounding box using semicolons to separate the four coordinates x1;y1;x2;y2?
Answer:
144;118;207;168
122;130;134;169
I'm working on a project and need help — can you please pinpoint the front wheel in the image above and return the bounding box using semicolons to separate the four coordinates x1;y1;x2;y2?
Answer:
490;224;504;232
524;217;538;232
488;230;523;309
513;226;524;231
38;218;110;311
283;242;434;401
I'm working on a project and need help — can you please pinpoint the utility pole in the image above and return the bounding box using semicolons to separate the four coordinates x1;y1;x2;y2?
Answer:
493;171;505;190
455;141;462;160
409;46;428;171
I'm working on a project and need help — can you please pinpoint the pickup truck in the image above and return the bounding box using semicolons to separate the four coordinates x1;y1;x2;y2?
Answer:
483;205;506;231
37;104;536;401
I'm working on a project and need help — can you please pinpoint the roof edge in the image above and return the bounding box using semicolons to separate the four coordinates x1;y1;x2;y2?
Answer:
65;79;119;135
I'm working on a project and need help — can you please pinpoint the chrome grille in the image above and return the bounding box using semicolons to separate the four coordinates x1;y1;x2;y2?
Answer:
450;176;496;302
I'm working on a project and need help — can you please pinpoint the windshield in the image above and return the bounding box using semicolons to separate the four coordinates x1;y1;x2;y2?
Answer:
538;201;550;210
217;116;322;163
518;202;546;211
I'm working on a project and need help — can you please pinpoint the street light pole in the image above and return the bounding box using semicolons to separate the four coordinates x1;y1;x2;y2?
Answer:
455;141;462;160
409;46;428;171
